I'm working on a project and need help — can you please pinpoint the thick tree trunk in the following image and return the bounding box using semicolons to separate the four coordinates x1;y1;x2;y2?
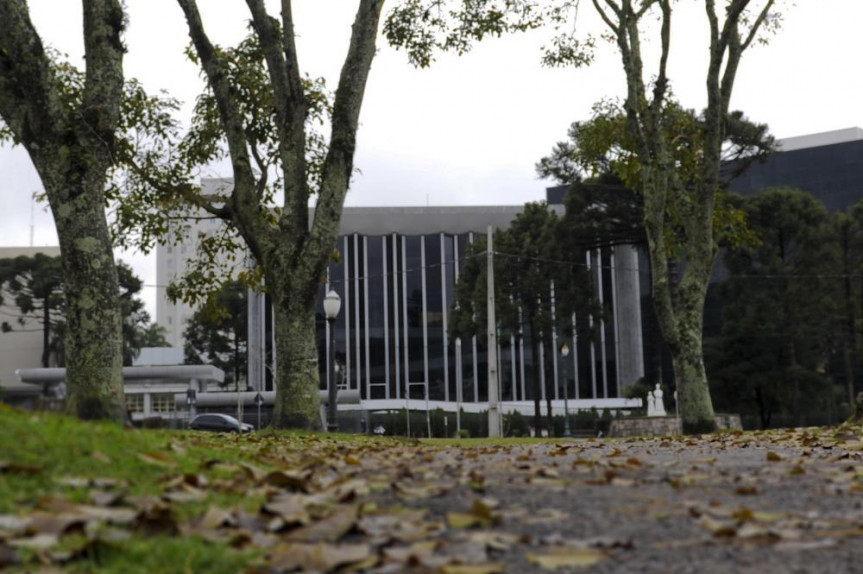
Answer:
48;177;124;421
0;0;126;422
271;297;321;429
677;255;717;434
670;323;715;434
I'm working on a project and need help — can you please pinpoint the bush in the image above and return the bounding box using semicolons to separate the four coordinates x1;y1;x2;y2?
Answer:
456;429;470;439
504;410;528;437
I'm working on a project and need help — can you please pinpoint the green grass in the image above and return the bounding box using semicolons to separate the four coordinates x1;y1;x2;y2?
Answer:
0;406;262;513
0;406;416;573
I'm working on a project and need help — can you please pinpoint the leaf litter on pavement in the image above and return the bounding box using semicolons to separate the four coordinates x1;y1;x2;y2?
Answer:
1;408;863;572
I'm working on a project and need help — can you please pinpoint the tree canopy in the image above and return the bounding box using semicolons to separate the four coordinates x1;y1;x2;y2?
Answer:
183;280;248;390
707;188;841;428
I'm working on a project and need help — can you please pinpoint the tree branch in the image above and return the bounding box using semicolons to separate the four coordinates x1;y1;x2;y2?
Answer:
176;0;268;259
592;0;620;33
245;0;308;233
308;0;384;263
651;0;671;109
741;0;775;51
79;0;125;155
0;0;63;154
124;155;230;219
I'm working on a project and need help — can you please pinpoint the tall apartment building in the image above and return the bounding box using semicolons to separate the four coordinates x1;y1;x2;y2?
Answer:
155;178;238;348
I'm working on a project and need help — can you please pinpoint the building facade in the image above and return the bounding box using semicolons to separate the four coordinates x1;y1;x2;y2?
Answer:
243;206;646;406
155;178;238;348
729;127;863;211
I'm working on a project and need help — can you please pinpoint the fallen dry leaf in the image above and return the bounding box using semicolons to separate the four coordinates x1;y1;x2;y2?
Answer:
269;542;372;572
527;546;606;570
439;563;506;573
137;452;176;468
285;504;359;543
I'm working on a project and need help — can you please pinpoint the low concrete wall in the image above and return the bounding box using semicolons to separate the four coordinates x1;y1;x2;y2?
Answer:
609;414;742;437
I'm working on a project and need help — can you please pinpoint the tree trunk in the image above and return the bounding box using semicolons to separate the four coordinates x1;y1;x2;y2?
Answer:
0;0;126;422
271;297;321;429
850;392;863;424
642;178;718;434
670;318;716;434
49;178;124;421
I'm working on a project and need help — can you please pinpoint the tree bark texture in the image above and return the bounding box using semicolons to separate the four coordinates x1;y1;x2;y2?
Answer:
271;295;320;429
176;0;385;428
0;0;126;421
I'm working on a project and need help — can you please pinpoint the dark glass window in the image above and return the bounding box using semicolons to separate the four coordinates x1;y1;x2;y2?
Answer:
425;234;445;400
404;236;424;399
367;236;387;399
388;234;404;398
351;234;365;392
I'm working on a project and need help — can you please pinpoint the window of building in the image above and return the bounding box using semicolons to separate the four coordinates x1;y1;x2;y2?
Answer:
151;393;176;413
166;245;173;254
125;393;144;413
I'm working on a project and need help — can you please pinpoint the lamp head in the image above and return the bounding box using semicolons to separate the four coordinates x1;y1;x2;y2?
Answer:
560;342;570;357
323;290;341;320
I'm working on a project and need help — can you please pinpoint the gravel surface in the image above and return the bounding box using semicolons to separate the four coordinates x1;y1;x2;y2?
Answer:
366;429;863;573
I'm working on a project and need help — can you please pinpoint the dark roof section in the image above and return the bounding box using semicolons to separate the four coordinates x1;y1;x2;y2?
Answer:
331;206;527;235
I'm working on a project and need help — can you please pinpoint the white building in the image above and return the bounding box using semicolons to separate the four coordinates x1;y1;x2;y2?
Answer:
155;178;240;348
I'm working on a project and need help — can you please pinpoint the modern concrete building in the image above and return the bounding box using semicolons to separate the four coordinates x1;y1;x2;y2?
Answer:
154;182;648;418
729;127;863;211
242;206;646;412
155;178;242;348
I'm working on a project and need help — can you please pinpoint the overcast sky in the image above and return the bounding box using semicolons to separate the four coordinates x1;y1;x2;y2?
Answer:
2;0;862;318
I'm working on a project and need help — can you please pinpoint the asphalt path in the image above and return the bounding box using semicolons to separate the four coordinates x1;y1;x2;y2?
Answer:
364;429;863;573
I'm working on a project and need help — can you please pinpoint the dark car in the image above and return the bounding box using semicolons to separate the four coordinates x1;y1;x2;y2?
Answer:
189;413;254;433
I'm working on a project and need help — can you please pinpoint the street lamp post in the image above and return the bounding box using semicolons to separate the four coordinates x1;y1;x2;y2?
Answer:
560;342;572;438
323;290;342;433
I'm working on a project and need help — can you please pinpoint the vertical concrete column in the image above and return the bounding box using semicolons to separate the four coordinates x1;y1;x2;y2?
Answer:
247;289;264;392
612;245;645;390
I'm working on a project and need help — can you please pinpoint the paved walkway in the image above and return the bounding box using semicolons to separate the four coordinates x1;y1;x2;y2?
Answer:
362;428;863;572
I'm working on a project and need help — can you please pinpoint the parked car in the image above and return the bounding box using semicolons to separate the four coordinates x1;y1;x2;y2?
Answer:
189;413;254;433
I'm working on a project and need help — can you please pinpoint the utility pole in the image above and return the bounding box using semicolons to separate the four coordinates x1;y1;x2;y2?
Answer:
487;226;501;437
